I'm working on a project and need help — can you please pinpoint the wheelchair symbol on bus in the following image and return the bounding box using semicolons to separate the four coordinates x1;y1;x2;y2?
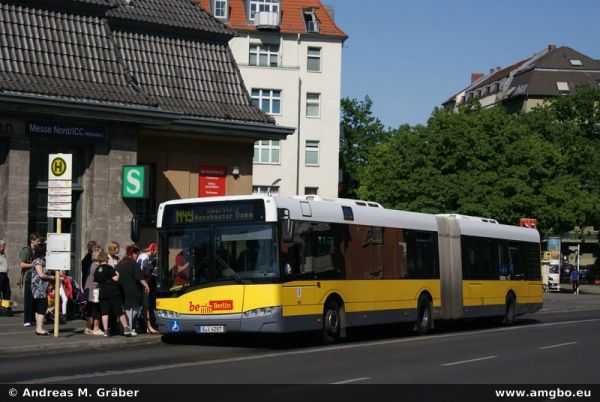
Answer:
169;320;180;333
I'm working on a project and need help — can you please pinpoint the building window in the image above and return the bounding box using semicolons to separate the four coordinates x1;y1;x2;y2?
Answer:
303;9;319;32
253;185;280;195
251;89;281;114
254;140;280;164
249;43;279;67
305;140;319;166
557;82;570;92
248;0;279;21
569;59;583;66
213;0;228;19
304;187;318;195
307;47;321;72
306;93;321;117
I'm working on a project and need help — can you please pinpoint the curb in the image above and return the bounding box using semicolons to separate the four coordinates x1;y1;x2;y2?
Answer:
0;334;163;358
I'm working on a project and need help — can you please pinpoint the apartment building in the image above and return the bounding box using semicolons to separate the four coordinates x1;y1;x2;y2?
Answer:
199;0;347;197
444;45;600;114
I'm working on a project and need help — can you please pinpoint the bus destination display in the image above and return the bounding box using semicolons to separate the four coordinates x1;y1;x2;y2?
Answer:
164;200;265;226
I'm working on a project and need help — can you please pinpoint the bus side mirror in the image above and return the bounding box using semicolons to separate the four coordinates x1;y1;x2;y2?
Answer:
278;208;294;243
131;215;140;243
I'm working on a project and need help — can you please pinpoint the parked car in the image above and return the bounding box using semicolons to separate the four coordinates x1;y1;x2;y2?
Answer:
578;265;593;284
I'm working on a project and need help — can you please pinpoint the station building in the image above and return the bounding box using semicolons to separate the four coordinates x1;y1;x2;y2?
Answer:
0;0;293;294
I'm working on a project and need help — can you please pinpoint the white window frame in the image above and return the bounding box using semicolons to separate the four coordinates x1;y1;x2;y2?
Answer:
213;0;228;19
254;140;280;164
248;0;280;21
306;93;321;118
251;89;281;115
305;140;319;166
253;185;280;195
249;43;279;67
307;47;321;72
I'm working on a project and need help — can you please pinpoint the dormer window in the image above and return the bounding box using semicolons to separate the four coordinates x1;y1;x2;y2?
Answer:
557;81;570;93
248;0;279;22
213;0;228;21
303;8;319;33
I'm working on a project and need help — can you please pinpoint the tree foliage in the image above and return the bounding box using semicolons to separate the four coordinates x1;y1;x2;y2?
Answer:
339;96;387;198
342;87;600;237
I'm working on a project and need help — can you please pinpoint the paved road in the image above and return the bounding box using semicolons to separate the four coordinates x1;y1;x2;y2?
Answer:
2;308;599;385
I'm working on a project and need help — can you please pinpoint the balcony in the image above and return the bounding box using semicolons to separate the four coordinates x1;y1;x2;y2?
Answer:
255;11;280;31
306;20;320;33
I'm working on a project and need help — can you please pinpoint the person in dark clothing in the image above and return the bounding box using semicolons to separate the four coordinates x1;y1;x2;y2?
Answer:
81;240;98;286
571;268;580;294
137;243;159;334
93;253;134;337
19;233;43;327
236;240;259;271
115;245;149;335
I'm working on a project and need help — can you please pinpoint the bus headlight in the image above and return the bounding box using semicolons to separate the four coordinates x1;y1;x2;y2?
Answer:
243;306;277;318
157;310;180;319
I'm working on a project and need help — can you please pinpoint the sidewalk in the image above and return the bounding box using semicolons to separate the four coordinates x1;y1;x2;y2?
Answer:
0;311;162;358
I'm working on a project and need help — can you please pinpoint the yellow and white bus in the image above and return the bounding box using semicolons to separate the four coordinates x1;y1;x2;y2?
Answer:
154;195;542;340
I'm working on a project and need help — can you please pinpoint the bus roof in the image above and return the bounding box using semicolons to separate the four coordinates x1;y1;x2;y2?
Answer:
157;195;539;242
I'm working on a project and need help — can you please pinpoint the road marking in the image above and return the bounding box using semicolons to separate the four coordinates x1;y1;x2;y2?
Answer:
0;330;35;336
24;317;600;384
330;377;370;384
441;356;498;367
538;342;578;350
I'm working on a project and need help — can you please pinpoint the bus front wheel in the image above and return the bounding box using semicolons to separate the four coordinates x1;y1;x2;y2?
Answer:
323;300;342;343
415;294;433;335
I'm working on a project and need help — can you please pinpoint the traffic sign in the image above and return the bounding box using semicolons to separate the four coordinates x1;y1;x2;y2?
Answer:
48;187;71;195
46;233;71;252
45;251;71;271
48;195;72;204
47;210;72;218
122;165;148;198
48;153;72;181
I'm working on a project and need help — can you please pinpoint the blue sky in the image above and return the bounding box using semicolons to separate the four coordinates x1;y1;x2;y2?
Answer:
326;0;600;128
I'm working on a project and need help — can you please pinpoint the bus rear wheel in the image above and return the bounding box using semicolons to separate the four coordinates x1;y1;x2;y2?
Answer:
503;293;516;326
414;294;433;335
323;300;342;343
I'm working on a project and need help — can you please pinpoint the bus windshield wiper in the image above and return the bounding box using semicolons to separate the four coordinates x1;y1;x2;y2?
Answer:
214;253;244;285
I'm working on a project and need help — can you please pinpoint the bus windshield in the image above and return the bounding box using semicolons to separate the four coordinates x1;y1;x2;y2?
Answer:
157;223;279;294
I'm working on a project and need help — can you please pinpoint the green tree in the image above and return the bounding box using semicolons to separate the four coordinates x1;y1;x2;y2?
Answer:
358;104;587;236
345;86;600;236
339;96;387;198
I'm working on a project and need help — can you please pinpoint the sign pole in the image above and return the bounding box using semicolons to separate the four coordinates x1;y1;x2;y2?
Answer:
54;218;61;337
48;153;72;338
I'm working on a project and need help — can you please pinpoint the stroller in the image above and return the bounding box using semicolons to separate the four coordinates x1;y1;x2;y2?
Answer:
46;276;87;323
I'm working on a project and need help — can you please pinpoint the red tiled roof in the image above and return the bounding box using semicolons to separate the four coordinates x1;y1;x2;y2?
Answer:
197;0;347;38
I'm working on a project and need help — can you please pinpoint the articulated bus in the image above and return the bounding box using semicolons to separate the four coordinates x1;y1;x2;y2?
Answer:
154;195;542;340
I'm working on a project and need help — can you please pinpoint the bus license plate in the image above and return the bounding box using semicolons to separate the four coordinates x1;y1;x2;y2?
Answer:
197;325;225;333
